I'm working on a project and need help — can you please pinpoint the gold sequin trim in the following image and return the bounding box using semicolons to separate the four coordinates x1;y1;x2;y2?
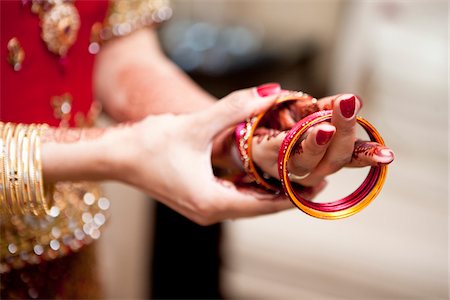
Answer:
89;0;172;53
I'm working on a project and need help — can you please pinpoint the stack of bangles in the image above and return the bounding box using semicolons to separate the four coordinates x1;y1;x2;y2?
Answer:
0;122;53;217
235;91;388;220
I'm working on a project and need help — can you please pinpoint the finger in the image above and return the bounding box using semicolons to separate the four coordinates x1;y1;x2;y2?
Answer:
288;124;336;184
300;94;361;186
210;178;329;221
347;140;395;167
194;83;281;139
298;179;328;201
323;93;360;165
211;179;293;220
315;93;363;111
252;131;288;179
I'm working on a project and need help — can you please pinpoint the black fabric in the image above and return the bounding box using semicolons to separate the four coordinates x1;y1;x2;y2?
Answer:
150;201;223;300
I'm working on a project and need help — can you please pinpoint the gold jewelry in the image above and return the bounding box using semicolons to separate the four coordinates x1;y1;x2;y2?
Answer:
0;123;52;216
34;124;52;216
0;122;5;214
6;124;19;215
0;123;111;272
14;125;26;214
2;123;12;214
288;172;311;181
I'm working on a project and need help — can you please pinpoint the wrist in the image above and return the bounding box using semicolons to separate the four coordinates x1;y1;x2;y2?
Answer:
101;123;138;183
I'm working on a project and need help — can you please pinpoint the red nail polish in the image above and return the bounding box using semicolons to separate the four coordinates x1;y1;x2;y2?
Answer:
339;95;356;118
256;83;281;97
316;129;334;145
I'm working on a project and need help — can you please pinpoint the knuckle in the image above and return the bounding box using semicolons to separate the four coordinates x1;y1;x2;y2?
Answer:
224;94;246;114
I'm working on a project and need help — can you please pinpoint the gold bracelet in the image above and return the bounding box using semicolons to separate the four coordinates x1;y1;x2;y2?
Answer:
0;123;52;217
0;122;5;215
1;123;12;214
34;124;52;216
6;124;19;215
24;125;36;215
14;124;26;214
19;125;31;215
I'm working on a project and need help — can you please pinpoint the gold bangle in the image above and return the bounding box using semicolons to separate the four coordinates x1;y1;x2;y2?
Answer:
14;124;27;214
24;125;36;215
19;125;32;215
34;124;52;215
28;124;40;215
6;123;19;215
0;122;5;215
2;123;13;214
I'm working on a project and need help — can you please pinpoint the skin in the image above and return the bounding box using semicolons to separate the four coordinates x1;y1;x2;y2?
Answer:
39;28;394;225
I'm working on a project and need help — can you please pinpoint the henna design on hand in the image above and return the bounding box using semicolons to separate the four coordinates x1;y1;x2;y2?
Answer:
351;140;394;166
40;121;137;144
41;127;108;143
254;128;282;143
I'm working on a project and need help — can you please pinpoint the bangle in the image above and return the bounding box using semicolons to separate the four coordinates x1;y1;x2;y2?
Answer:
2;123;13;214
34;124;53;216
278;110;388;220
0;123;52;217
234;91;318;192
7;124;19;215
14;124;26;214
0;122;5;214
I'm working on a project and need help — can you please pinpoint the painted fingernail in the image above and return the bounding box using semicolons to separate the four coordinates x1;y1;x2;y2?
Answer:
376;148;395;164
256;83;281;97
339;95;356;118
316;129;334;145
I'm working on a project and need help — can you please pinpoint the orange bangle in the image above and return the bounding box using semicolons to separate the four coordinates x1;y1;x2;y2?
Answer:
235;91;318;191
278;110;388;220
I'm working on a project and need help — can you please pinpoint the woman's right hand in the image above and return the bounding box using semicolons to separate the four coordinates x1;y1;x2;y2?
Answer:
107;87;309;225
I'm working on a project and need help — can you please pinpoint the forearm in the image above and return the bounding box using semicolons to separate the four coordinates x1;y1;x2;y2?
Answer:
94;28;215;122
41;125;131;183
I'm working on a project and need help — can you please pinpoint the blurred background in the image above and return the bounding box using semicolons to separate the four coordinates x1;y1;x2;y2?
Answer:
98;0;448;299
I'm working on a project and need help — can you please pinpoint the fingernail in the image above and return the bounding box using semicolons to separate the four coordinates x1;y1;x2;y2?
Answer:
316;129;334;145
339;95;356;118
375;148;395;164
256;83;281;97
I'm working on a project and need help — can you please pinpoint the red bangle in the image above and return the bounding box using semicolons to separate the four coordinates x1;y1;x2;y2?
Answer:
234;91;317;191
278;110;388;220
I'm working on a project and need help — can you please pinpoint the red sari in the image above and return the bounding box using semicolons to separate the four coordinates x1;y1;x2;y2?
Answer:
1;1;107;298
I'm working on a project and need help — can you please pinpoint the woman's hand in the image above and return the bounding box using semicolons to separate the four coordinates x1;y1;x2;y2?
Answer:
110;87;325;225
252;93;395;188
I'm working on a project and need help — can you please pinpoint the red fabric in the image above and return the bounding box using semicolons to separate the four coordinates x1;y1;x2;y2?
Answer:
1;0;109;127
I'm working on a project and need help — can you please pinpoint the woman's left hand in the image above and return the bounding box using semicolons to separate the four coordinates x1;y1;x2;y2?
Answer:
251;93;395;188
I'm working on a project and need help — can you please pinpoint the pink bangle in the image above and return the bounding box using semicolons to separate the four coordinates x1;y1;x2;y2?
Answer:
278;110;388;220
234;91;317;191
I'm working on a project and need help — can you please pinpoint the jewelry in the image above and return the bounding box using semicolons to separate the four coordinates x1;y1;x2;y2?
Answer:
235;91;317;191
0;123;52;216
288;172;311;181
278;110;388;220
33;124;53;216
14;125;26;214
0;120;111;271
2;124;13;214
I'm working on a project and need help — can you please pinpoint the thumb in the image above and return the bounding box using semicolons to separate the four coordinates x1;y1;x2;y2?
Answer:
196;83;281;138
